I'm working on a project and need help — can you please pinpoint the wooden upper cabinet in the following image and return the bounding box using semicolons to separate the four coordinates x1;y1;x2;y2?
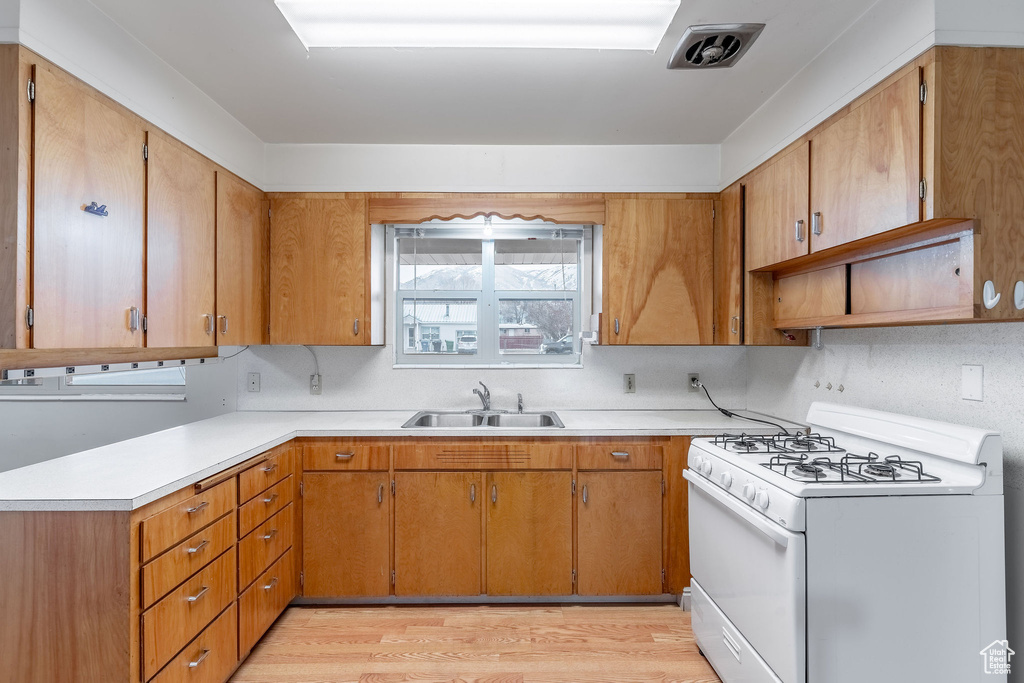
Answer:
485;471;573;596
603;198;714;345
745;141;810;270
714;183;743;344
810;68;922;252
270;196;368;345
145;130;216;348
216;172;269;345
31;62;145;349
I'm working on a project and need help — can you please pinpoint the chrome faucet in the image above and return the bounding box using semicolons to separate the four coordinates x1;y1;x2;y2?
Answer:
472;382;491;411
517;393;524;414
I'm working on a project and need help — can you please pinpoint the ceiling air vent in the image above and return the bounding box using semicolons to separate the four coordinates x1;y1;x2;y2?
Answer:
667;23;765;70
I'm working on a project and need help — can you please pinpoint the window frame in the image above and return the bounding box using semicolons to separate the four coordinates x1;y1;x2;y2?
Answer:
389;222;591;368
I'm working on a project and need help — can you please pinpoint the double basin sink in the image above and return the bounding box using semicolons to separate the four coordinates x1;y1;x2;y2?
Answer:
402;410;564;429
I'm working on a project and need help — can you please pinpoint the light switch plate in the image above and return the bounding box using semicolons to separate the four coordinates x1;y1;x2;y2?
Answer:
962;364;983;401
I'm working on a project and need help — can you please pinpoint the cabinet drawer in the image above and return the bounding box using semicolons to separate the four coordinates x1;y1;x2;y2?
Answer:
142;479;236;561
239;504;294;591
238;475;293;538
239;548;296;656
303;441;389;471
142;511;235;608
143;547;236;680
149;603;237;683
394;442;573;470
577;444;663;470
239;447;292;504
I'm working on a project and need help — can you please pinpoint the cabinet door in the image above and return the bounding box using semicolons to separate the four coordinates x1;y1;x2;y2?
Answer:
746;141;810;270
603;198;714;345
270;197;367;345
714;182;743;344
146;130;216;348
578;471;662;595
810;69;922;251
394;472;481;596
485;471;572;595
32;63;144;348
216;172;269;345
303;472;390;597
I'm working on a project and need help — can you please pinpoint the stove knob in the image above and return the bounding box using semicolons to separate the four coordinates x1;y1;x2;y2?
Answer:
742;483;756;501
755;490;770;510
701;460;713;476
691;456;704;473
720;472;733;489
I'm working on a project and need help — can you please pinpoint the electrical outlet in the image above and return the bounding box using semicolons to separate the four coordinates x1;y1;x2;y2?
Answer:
310;373;322;395
688;373;700;392
247;372;260;392
624;374;636;393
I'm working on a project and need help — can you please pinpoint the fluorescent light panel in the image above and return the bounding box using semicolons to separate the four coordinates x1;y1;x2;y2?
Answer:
274;0;681;50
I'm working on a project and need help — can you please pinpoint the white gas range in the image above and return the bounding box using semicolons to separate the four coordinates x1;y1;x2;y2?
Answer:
686;402;1007;683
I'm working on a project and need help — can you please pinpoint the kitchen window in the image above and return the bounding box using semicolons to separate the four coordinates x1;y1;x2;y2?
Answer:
0;366;188;400
392;221;589;366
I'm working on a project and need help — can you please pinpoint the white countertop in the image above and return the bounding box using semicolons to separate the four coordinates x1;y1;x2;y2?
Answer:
0;409;803;512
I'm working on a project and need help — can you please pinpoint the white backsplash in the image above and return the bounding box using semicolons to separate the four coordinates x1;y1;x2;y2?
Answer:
234;343;749;413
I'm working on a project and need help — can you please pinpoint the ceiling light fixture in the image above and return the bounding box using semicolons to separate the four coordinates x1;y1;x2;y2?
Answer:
273;0;681;51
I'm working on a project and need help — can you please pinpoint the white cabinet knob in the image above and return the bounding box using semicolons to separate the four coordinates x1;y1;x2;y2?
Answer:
720;472;733;489
755;490;770;510
742;483;756;501
983;280;1001;310
1015;281;1024;311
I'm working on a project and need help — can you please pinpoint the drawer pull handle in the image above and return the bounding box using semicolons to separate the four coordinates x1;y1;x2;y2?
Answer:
794;219;805;243
186;501;209;515
261;463;278;473
582;485;588;504
492;484;497;504
186;585;209;603
470;484;476;503
811;211;822;236
730;316;740;335
261;529;278;541
378;483;384;504
263;576;279;591
218;315;228;335
336;452;355;460
353;319;359;336
611;451;630;459
262;493;278;505
188;649;211;669
186;539;209;555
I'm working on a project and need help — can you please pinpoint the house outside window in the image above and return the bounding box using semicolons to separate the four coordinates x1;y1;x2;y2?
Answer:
392;220;588;366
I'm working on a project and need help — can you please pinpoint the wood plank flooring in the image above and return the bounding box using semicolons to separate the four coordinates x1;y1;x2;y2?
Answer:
232;604;721;683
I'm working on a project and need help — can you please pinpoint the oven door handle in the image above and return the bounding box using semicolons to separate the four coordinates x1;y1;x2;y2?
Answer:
684;470;790;549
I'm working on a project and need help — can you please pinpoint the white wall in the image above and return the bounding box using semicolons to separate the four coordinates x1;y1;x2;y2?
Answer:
0;357;238;473
265;144;721;193
0;0;18;42
234;344;748;413
15;0;265;186
746;323;1024;675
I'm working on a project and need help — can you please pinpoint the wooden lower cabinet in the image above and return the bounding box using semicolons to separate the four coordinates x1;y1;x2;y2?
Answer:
149;604;238;683
394;471;482;596
239;548;297;656
303;472;390;597
485;471;573;595
577;471;663;596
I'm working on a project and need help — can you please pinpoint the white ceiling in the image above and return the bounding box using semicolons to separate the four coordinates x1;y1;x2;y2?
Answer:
89;0;877;145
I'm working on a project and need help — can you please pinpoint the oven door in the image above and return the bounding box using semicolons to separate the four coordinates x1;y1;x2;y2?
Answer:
686;470;806;683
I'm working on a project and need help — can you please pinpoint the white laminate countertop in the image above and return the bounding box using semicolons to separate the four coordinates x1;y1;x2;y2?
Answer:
0;409;803;512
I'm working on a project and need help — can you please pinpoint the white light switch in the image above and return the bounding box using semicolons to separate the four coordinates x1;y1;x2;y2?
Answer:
962;365;983;401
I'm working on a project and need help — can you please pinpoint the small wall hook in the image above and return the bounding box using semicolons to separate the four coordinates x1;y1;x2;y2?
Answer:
1015;281;1024;311
983;280;1001;310
83;202;108;217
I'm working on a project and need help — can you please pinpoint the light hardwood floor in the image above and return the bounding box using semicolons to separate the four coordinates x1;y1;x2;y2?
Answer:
232;604;721;683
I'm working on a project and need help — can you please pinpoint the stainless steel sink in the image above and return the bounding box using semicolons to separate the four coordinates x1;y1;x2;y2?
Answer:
401;410;563;428
402;411;487;428
485;412;564;428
